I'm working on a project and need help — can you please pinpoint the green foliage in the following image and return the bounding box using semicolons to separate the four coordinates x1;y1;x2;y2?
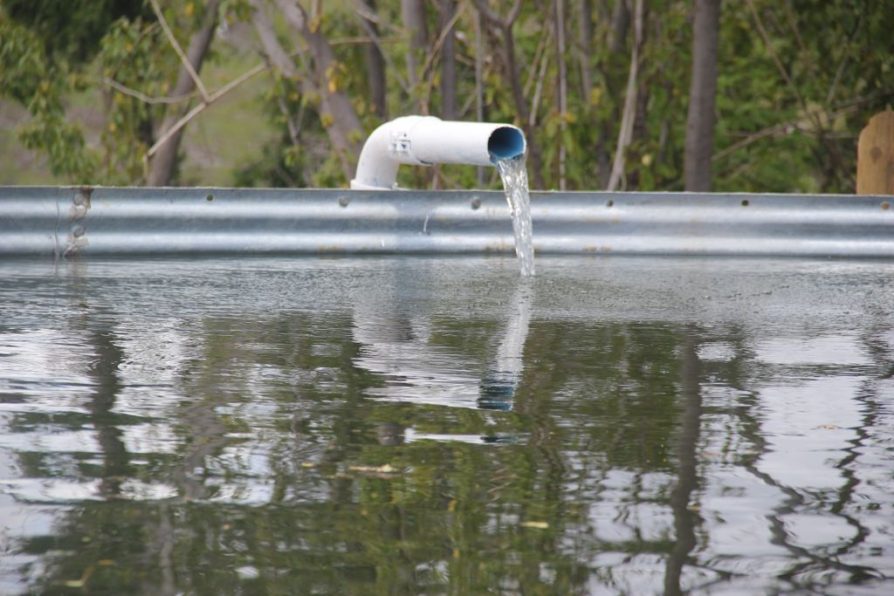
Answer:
713;0;894;192
2;0;893;191
0;0;234;185
0;15;98;181
3;0;147;64
97;16;169;184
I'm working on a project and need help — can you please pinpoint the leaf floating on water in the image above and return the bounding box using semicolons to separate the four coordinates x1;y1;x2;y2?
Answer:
520;521;549;529
348;464;399;476
63;563;96;589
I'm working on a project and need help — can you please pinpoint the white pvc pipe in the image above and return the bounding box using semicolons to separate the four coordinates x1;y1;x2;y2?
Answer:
350;115;526;190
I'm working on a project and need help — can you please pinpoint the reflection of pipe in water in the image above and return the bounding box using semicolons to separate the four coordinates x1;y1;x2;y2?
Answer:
403;428;520;445
351;278;533;414
477;283;533;412
351;266;483;409
376;422;405;446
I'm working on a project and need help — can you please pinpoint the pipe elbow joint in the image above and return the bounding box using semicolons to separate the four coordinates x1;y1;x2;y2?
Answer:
351;116;525;190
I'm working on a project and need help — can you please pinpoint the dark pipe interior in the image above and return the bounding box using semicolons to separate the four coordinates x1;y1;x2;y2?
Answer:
488;127;526;162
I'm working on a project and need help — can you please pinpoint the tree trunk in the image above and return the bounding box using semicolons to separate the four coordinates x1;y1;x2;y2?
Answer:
474;9;485;185
251;0;303;163
595;0;630;186
147;0;220;186
663;331;703;596
504;24;545;189
401;0;427;90
628;2;650;189
607;0;643;191
273;0;364;179
439;0;457;119
473;0;545;188
577;0;594;98
609;0;630;54
250;0;299;78
556;0;568;189
684;0;721;192
360;0;388;118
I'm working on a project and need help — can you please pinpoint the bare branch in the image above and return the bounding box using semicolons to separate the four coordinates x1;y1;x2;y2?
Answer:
352;0;378;23
576;0;594;97
529;28;552;129
825;10;863;104
473;0;522;28
415;3;465;115
352;0;410;94
274;0;308;31
263;0;364;179
507;0;522;25
556;0;568;190
474;8;485;186
712;98;875;163
438;0;458;119
401;0;428;91
147;0;222;185
474;0;545;187
745;0;823;134
745;1;798;98
148;0;211;102
146;103;205;164
277;94;303;147
419;5;464;83
607;0;644;191
472;0;502;25
523;18;552;98
146;61;268;160
102;78;195;105
250;0;301;79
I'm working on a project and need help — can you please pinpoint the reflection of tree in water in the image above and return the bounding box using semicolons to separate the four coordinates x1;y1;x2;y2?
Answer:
703;325;885;589
23;311;701;592
19;304;888;593
87;330;130;497
664;331;704;596
20;323;143;592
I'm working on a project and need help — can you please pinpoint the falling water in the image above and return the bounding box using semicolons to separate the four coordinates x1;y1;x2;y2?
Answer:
495;155;535;276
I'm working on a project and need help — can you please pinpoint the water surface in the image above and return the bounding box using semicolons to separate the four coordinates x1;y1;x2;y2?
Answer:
1;256;892;594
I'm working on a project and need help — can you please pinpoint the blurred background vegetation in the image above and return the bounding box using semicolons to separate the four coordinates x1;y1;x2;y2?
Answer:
0;0;892;192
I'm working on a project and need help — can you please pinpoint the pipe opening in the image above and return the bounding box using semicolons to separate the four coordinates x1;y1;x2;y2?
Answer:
488;126;526;162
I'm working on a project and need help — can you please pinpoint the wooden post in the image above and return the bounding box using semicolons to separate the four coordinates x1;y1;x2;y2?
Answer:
857;110;894;195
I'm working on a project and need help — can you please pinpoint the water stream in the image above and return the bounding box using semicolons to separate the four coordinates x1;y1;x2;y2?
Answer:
495;156;535;276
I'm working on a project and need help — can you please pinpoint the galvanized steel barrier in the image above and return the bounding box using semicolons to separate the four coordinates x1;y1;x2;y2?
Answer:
1;186;892;258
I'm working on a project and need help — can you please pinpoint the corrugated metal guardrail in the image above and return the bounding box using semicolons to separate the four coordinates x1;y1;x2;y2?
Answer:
1;186;892;258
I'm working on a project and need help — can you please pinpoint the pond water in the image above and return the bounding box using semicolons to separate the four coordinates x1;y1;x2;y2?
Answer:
1;256;893;595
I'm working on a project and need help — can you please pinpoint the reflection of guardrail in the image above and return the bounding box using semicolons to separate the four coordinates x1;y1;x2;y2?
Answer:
1;186;893;258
